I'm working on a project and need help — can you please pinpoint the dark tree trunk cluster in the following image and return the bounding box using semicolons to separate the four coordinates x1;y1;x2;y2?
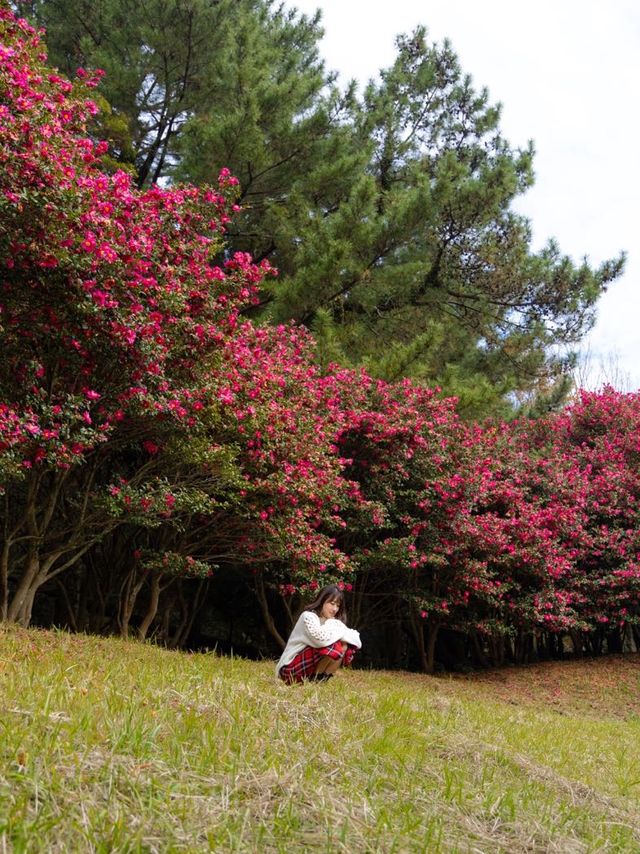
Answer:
12;556;636;674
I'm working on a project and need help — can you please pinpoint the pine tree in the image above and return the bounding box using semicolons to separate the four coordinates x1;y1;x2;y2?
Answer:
178;23;623;413
25;0;282;186
30;3;624;415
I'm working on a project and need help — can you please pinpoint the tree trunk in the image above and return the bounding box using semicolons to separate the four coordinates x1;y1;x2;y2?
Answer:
7;551;41;624
279;592;295;637
488;635;505;667
425;622;440;674
606;627;623;654
0;538;10;621
119;567;150;639
535;631;548;660
622;624;637;653
12;568;48;627
137;573;162;641
55;578;78;632
503;634;514;664
470;630;490;668
169;578;209;649
569;630;583;657
254;575;285;650
409;612;439;674
7;539;96;627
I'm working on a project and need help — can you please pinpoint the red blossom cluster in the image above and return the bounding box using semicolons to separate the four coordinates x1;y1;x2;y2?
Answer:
334;383;640;668
0;10;270;476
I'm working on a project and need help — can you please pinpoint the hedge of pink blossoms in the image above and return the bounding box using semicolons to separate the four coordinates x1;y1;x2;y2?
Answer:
0;9;369;627
331;383;640;669
0;10;270;473
550;389;640;641
2;9;640;668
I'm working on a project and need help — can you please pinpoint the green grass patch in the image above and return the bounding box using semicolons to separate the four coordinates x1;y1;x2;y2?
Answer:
1;626;640;852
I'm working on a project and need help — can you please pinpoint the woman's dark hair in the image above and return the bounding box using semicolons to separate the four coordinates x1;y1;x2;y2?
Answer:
303;584;347;622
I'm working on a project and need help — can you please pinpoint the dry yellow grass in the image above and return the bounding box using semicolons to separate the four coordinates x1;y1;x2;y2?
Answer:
1;625;639;852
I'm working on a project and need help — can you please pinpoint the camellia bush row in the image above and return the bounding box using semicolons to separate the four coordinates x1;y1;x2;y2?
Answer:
1;9;639;670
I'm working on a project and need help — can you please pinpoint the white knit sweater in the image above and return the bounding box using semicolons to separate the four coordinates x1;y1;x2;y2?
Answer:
275;610;362;677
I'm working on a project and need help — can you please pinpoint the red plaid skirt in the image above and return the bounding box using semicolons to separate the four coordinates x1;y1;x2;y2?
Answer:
279;641;356;684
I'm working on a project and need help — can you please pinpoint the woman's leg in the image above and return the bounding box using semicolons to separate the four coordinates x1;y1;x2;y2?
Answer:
314;653;343;675
314;640;346;675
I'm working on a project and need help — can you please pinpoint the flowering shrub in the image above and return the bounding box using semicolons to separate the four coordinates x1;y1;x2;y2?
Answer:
330;377;463;667
418;419;589;666
553;389;640;645
0;9;362;634
333;385;640;670
217;327;359;580
0;9;271;624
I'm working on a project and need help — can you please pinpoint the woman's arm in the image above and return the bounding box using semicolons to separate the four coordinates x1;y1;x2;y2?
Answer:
300;611;342;646
301;612;362;649
333;621;362;649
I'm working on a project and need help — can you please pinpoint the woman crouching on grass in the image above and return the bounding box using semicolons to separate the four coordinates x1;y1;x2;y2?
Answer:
276;584;362;684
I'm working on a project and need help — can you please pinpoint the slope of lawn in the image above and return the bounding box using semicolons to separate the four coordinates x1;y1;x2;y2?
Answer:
1;625;640;852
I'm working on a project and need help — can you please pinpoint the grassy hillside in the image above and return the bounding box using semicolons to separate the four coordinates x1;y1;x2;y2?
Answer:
1;626;639;852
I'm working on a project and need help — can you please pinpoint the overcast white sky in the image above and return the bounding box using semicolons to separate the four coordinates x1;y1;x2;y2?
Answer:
286;0;640;391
